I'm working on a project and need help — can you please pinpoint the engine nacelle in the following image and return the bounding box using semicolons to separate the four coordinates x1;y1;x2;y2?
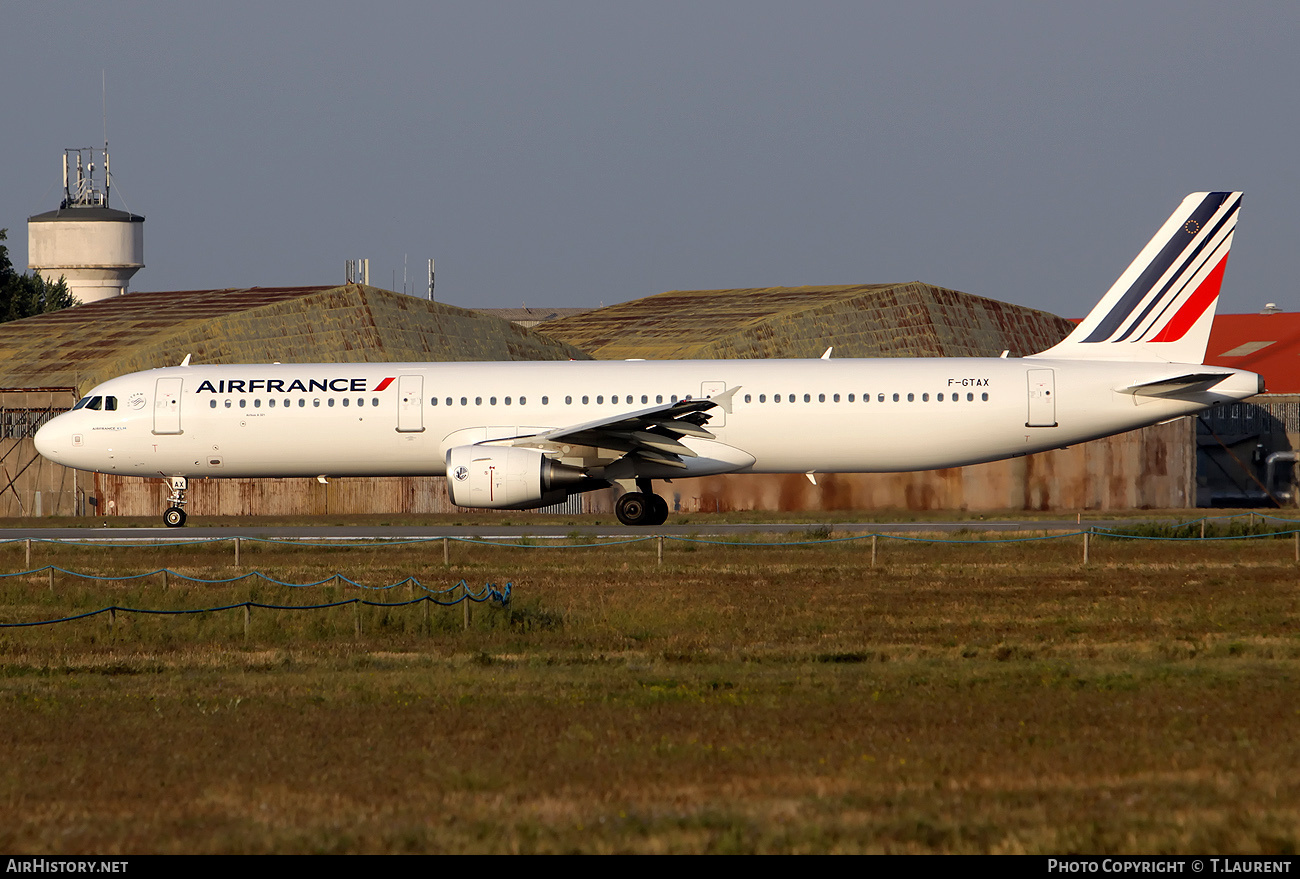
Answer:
445;445;593;509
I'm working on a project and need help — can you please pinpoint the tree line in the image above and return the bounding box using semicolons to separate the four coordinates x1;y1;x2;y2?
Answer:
0;228;77;322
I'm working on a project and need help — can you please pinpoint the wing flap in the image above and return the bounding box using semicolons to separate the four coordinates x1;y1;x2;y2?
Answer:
501;391;738;467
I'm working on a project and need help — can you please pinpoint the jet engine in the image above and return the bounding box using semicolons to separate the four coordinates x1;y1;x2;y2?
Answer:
445;445;597;509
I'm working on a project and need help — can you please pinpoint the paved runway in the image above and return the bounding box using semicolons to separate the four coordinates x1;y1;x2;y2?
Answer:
0;519;1111;542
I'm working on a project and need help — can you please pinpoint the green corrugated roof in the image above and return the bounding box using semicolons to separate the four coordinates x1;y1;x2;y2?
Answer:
0;285;590;393
539;283;1074;360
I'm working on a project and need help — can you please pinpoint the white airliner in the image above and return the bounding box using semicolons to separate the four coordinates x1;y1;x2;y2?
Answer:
35;192;1260;527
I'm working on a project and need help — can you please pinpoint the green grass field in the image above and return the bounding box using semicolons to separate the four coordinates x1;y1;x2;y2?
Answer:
1;530;1297;853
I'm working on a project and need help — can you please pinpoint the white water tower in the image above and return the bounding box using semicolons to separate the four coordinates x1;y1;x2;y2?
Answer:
27;146;144;303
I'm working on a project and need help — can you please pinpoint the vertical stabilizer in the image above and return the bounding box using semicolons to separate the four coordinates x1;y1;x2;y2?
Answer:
1030;191;1241;364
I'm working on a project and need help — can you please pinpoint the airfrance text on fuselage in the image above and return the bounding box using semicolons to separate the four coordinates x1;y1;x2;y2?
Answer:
195;379;390;395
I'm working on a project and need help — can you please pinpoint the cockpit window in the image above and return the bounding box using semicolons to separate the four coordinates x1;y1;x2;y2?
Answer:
71;395;115;411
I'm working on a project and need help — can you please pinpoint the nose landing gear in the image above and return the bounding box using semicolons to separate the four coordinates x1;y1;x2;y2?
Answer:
163;476;188;527
615;478;670;527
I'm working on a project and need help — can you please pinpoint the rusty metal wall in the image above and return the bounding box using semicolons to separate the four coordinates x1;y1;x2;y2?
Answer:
669;418;1194;513
3;418;1190;520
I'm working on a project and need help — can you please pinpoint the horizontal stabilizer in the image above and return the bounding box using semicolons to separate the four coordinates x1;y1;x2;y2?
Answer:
1119;373;1232;399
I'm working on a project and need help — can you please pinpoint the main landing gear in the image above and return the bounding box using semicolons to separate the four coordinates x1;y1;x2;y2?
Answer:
163;476;188;528
615;478;670;527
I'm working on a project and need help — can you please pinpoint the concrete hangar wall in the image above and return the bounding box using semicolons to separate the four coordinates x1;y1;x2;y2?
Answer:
0;280;1195;519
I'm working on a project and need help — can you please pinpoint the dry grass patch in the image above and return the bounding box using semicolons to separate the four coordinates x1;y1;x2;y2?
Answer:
0;535;1297;852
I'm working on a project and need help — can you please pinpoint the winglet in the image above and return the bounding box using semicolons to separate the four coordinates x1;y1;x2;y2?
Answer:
180;354;192;367
705;385;742;415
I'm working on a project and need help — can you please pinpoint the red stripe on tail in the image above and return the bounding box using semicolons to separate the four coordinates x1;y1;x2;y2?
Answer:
1149;254;1229;344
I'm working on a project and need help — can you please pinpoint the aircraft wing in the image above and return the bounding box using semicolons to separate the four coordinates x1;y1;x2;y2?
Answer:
499;390;738;470
1119;373;1233;399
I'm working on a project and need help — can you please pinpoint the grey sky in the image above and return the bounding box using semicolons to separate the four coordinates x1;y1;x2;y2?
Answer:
4;1;1297;319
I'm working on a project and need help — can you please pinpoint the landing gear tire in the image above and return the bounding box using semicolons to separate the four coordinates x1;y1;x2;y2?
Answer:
617;492;669;527
616;492;651;526
163;507;187;528
649;495;669;526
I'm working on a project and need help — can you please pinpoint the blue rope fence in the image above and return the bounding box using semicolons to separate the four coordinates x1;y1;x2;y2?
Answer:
0;580;511;629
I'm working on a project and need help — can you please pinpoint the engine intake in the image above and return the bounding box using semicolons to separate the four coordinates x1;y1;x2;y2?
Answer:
445;445;595;509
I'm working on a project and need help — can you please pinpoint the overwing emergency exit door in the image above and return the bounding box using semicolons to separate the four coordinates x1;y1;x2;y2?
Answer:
700;381;727;427
397;374;425;432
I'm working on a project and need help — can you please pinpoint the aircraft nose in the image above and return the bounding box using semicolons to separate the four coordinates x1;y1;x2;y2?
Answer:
34;417;60;461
